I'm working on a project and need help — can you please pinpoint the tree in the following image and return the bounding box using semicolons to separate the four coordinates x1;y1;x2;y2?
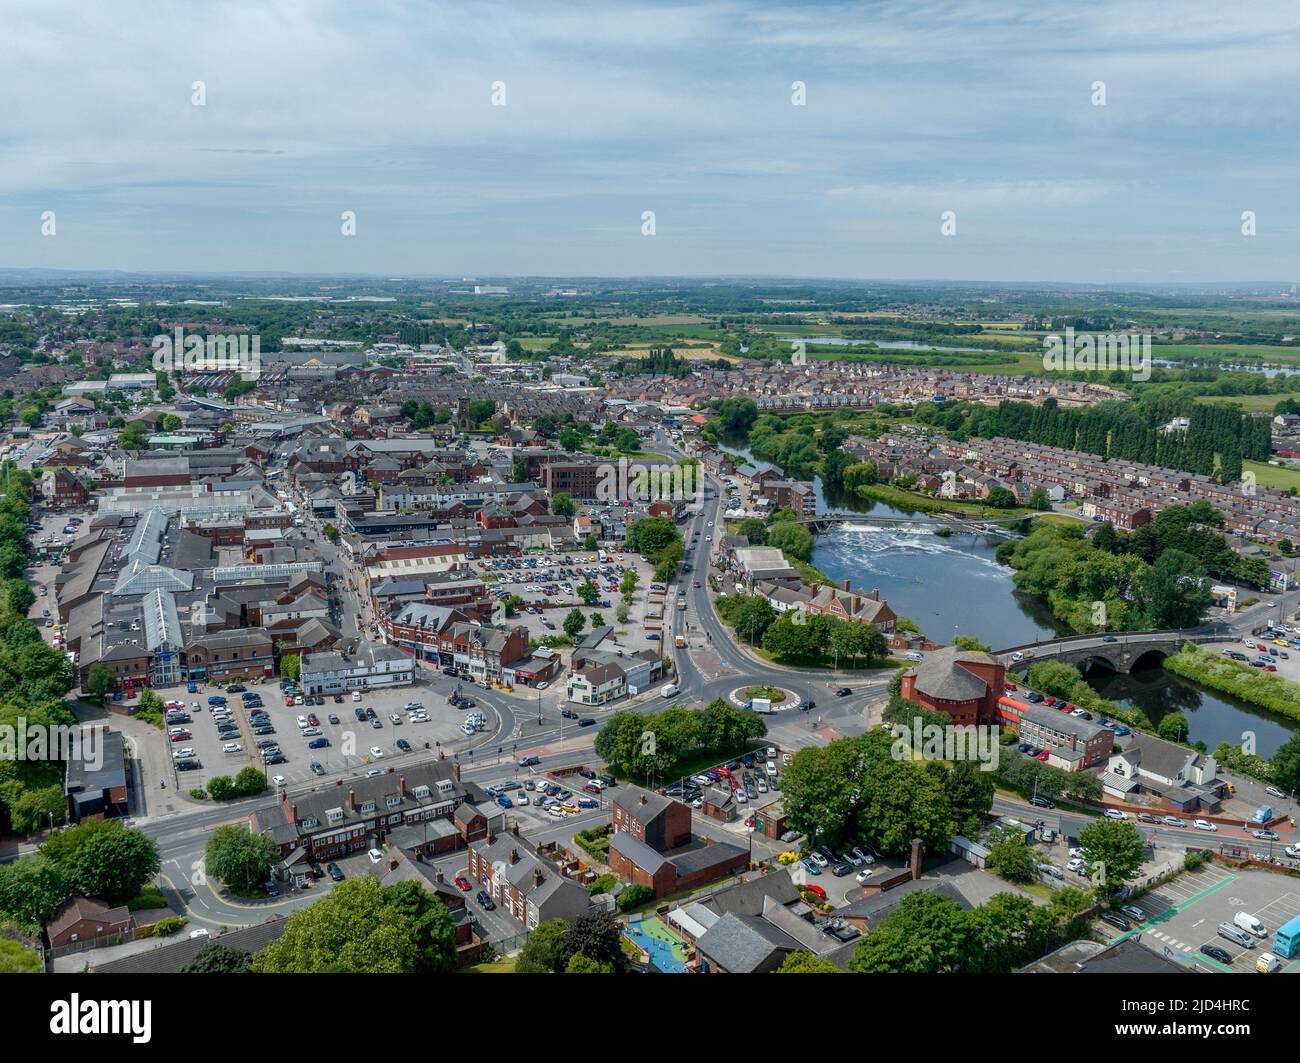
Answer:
614;600;630;624
737;518;768;545
516;918;570;973
1077;819;1146;901
205;825;280;893
1028;487;1051;511
963;892;1055;974
279;654;301;682
1271;734;1300;795
0;857;73;927
563;908;625;973
550;492;576;518
43;821;160;905
615;884;654;911
943;760;995;838
1139;548;1211;628
251;878;419;973
619;570;639;598
577;581;600;606
848;891;969;973
85;663;115;702
986;486;1018;509
1156;711;1190;743
380;879;457;972
767;521;814;562
985;826;1037;882
563;609;586;639
181;941;253;973
323;523;340;544
565;952;615;973
776;950;840;973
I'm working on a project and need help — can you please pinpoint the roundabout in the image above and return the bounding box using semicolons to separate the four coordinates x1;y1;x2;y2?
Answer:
726;685;805;712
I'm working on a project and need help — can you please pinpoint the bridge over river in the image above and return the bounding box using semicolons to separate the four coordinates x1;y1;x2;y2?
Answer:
993;629;1237;675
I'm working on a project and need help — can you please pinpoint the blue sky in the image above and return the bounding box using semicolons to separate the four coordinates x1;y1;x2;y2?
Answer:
2;0;1298;282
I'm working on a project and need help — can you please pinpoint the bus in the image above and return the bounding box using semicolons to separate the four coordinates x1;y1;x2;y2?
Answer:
1272;913;1300;959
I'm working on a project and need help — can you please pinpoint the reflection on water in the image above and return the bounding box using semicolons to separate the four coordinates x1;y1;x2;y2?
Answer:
1087;665;1296;758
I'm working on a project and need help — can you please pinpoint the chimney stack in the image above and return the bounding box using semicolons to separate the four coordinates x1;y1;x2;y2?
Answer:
640;794;647;805
509;848;520;865
843;578;851;592
533;868;544;888
388;858;398;871
399;775;406;798
434;868;443;882
290;803;298;822
511;822;520;837
453;760;461;781
347;788;356;811
870;588;880;601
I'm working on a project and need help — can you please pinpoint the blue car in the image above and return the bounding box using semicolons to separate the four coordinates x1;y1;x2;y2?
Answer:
207;695;227;705
187;681;198;693
308;737;330;749
1113;725;1131;736
497;795;513;809
578;798;598;809
802;858;822;876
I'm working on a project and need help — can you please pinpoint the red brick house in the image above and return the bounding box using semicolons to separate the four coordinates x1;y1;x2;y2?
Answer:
46;896;133;950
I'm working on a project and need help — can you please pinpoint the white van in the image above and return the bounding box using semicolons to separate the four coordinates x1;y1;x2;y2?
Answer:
1217;922;1256;949
1234;912;1267;938
1256;952;1282;973
661;683;680;698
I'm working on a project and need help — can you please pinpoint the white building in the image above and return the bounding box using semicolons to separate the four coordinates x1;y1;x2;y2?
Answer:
301;642;415;693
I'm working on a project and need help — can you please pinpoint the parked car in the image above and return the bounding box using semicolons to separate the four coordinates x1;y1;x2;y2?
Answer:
1199;943;1233;965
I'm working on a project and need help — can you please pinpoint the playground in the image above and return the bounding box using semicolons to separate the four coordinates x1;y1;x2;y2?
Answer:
622;914;689;973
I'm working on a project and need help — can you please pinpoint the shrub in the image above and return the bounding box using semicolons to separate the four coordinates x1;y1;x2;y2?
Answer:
127;889;168;912
153;916;188;937
189;788;207;800
616;884;655;912
586;874;617;897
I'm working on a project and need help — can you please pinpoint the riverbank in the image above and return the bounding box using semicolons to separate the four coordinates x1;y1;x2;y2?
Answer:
1163;644;1300;724
852;483;1033;520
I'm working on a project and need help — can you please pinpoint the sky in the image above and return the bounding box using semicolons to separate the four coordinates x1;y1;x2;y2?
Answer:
1;0;1299;283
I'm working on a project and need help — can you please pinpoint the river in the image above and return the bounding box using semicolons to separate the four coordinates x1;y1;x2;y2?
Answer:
721;437;1298;755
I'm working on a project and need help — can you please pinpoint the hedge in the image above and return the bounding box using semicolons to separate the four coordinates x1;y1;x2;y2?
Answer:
1164;644;1300;723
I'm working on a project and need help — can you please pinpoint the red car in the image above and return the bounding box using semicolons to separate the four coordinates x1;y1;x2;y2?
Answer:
284;696;294;707
169;731;192;742
1036;750;1050;761
693;580;701;588
454;875;472;891
803;884;827;900
1045;696;1056;706
1005;683;1017;691
307;713;320;726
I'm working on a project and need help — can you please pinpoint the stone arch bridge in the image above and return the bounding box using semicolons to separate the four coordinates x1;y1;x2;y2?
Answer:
994;629;1236;675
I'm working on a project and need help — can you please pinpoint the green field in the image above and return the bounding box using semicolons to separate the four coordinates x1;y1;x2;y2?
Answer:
1196;392;1298;413
1244;459;1300;492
